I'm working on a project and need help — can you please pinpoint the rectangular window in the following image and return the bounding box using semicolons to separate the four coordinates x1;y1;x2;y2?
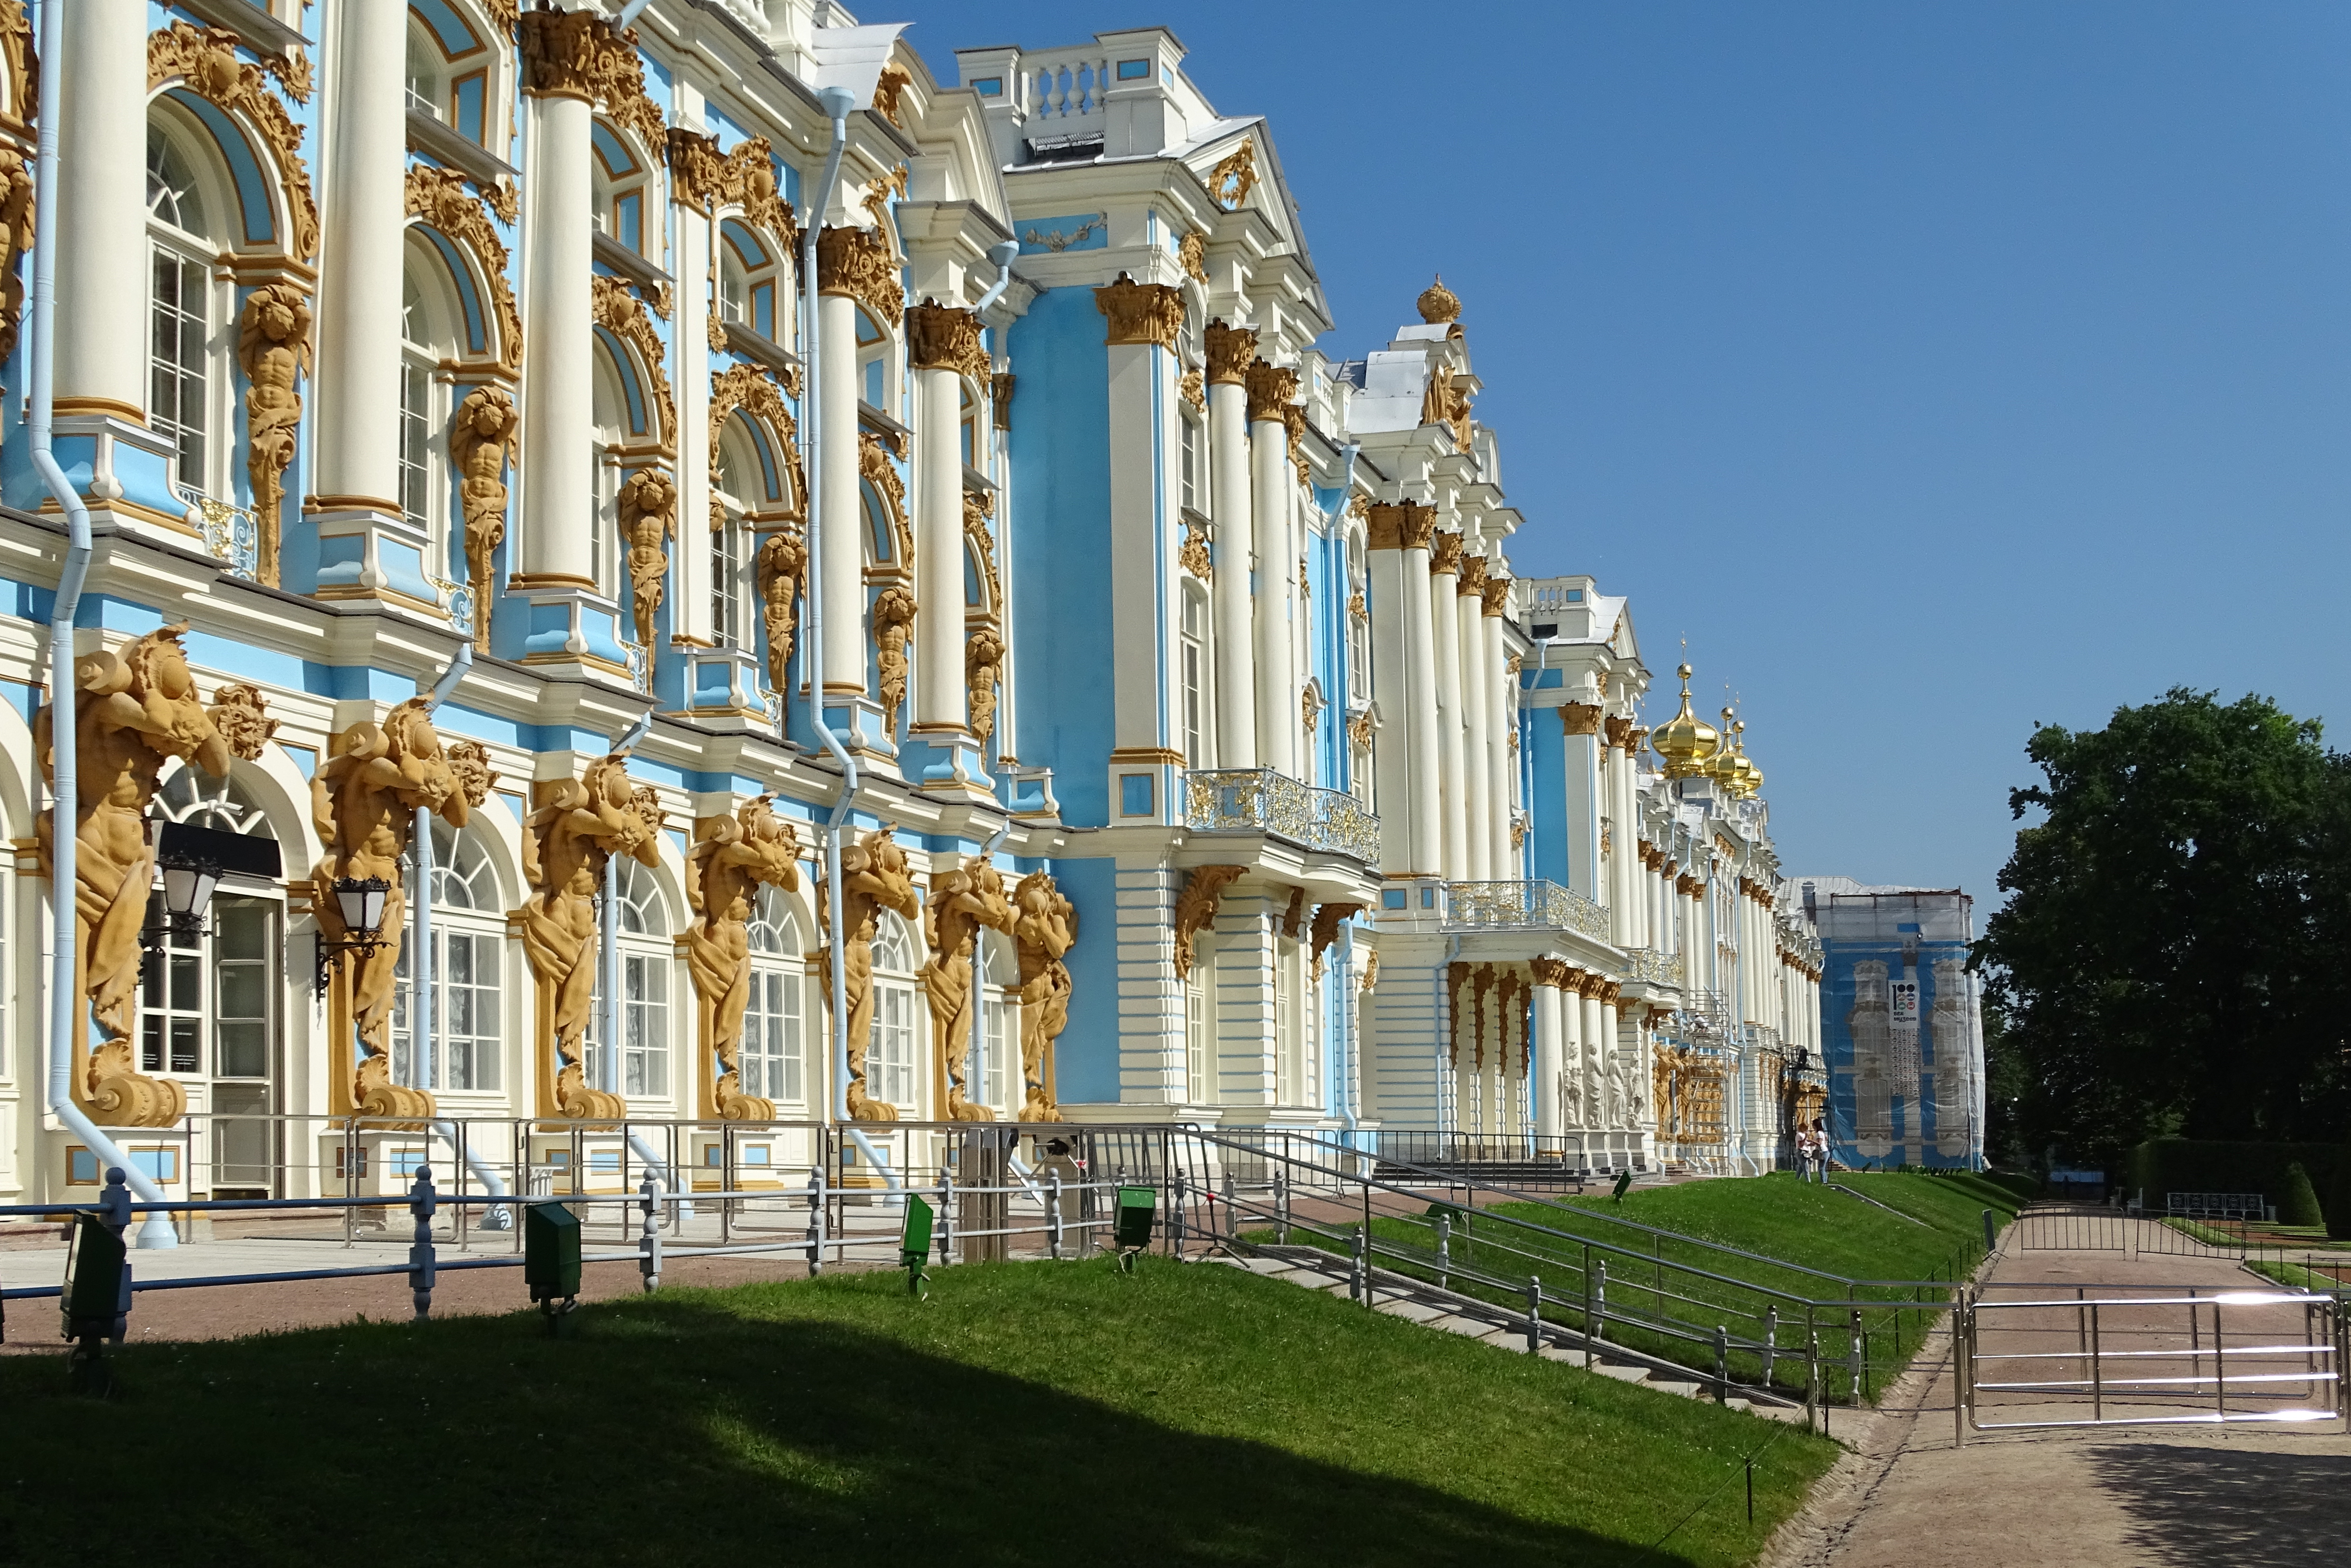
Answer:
139;893;202;1074
212;897;270;1079
398;359;432;534
392;930;502;1092
712;509;742;647
973;77;1003;96
751;280;775;340
149;246;209;490
1181;593;1205;768
1185;972;1206;1104
983;992;1010;1111
877;984;915;1107
1180;416;1200;511
743;963;801;1104
863;357;884;408
613;190;643;253
1116;58;1150;80
623;952;667;1098
961;417;975;469
452;72;487;144
1275;939;1296;1104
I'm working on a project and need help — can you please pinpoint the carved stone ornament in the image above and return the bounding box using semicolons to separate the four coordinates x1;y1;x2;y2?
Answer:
1245;358;1298;424
1482;575;1512;617
1365;501;1436;551
920;856;1016;1120
208;683;279;760
1203;319;1256;385
1178;228;1208;283
1281;885;1306;940
663;132;797;243
753;526;807;693
1179;367;1205;412
1360;947;1380;992
1456;553;1488;597
1173;864;1245;983
1417;274;1461;325
591;274;674;448
147;21;319;259
1428;530;1466;575
1095;271;1184;349
1529;955;1572;990
710;362;803;518
965;624;1005;744
450;386;520;651
1511;814;1526;847
871;583;918;733
905;300;990;381
816;224;904;324
1180;513;1212;582
407;168;523;376
1347;710;1373;751
33;629;247;1128
1207;138;1257;210
446;739;499;809
310;697;475;1124
618;468;677;648
0;0;36;134
862;163;909;228
991;371;1015;432
874;60;915;125
1285;405;1311;486
0;147;31;367
1307;902;1361;982
860;431;914;567
516;753;663;1122
964;487;1001;610
1301;683;1322;733
1421;360;1473;449
236;283;311;588
815;826;922;1121
519;9;664;149
687;797;802;1121
1602;714;1635;750
1013;869;1078;1122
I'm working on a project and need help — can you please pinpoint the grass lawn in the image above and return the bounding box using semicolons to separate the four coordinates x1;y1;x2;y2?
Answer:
0;1255;1836;1567
1260;1172;2032;1402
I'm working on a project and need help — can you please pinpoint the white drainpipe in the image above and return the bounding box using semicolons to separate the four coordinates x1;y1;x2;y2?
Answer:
29;0;174;1249
797;87;896;1194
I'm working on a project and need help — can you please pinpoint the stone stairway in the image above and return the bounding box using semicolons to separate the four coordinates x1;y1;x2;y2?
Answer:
1208;1246;1811;1424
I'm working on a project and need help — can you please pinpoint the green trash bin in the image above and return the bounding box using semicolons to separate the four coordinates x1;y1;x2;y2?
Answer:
525;1201;582;1326
901;1195;934;1296
1115;1185;1156;1271
60;1212;126;1343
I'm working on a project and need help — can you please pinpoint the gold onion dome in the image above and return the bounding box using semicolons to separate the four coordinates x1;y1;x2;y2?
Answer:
1725;719;1764;800
1703;707;1745;790
1648;664;1720;778
1417;273;1461;325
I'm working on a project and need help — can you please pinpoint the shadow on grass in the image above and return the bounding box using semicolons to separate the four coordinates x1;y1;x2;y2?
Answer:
2085;1441;2351;1568
0;1291;1710;1568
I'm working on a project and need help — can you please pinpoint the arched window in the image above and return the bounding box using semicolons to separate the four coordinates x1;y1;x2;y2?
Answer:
405;19;448;121
593;124;651;255
586;857;671;1099
871;910;919;1110
1184;926;1215;1107
855;306;892;412
399;253;462;564
1346;535;1371;707
743;883;804;1105
405;4;495;145
1180;584;1208;769
711;434;753;650
391;817;505;1092
716;218;781;341
146;121;226;495
590;351;625;599
154;763;273;837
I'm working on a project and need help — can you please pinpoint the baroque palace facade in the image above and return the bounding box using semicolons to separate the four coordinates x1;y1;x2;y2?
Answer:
0;0;1821;1229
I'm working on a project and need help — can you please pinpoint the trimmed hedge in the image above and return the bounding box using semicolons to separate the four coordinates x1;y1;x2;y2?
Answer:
2122;1139;2346;1222
2279;1162;2325;1227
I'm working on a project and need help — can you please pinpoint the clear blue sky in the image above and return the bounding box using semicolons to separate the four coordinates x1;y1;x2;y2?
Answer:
892;1;2351;910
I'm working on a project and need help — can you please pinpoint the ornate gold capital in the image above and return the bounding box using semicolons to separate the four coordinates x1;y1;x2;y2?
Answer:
1560;702;1602;737
905;300;989;380
1245;358;1298;423
1429;531;1466;575
1528;956;1571;990
1481;576;1511;617
817;226;905;324
1203;319;1256;385
1095;271;1184;348
1366;501;1437;552
1456;553;1488;596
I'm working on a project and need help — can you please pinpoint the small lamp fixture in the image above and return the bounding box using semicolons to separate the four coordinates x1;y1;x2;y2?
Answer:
314;874;394;992
157;852;221;940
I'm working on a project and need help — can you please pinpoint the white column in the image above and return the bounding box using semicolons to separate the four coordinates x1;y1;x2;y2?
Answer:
1207;371;1256;766
1372;507;1442;877
519;89;594;586
56;0;146;417
1456;566;1491;882
672;195;713;643
1481;593;1512;878
1600;988;1622;1129
1249;388;1294;776
1580;985;1605;1129
1429;540;1466;881
312;0;407;512
817;288;863;695
1532;965;1565;1142
912;361;964;732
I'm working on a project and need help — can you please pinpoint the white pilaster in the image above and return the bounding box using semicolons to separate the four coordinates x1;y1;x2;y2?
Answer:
1456;573;1490;882
56;0;145;420
912;363;964;733
1429;547;1465;881
1208;380;1256;766
817;289;863;696
1250;410;1293;776
1532;973;1563;1142
520;91;593;587
313;0;406;514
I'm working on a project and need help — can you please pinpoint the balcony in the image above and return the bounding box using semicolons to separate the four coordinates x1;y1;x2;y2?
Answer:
1184;768;1381;864
1627;948;1686;987
1442;880;1609;940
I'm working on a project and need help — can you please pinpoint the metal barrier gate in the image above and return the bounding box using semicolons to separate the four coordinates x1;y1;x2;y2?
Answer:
1958;1284;2348;1437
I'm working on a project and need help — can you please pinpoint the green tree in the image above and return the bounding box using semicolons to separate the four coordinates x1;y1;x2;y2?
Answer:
1976;689;2351;1169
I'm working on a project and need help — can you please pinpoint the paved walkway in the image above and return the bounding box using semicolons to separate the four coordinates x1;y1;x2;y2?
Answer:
1768;1232;2351;1568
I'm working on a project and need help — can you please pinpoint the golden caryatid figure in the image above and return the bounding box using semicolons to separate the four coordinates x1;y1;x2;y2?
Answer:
311;696;481;1125
919;858;1015;1122
1012;869;1078;1123
34;627;267;1127
450;386;519;652
685;796;802;1121
236;281;311;588
517;753;664;1121
816;826;918;1122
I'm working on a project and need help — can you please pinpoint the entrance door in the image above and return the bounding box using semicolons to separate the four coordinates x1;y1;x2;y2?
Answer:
138;891;282;1197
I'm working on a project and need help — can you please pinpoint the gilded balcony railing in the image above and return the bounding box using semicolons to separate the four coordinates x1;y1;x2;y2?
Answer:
1627;947;1686;987
1183;768;1382;863
181;492;259;581
1442;879;1609;939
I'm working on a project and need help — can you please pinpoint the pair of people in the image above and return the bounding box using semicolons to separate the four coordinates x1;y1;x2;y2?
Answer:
1793;1119;1831;1182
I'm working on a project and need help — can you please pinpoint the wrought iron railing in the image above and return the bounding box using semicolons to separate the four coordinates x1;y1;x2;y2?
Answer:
1442;879;1609;939
1183;768;1382;863
181;492;259;581
1627;948;1685;987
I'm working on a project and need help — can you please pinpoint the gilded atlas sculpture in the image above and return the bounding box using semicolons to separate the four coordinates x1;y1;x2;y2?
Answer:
450;386;520;651
919;857;1015;1120
686;796;802;1121
818;825;920;1121
311;695;486;1125
237;282;311;587
618;468;678;649
754;525;806;693
1013;870;1078;1122
35;628;269;1127
517;753;664;1121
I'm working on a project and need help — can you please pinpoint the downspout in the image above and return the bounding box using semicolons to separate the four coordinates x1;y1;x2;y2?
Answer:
30;0;176;1249
798;89;896;1192
413;646;510;1224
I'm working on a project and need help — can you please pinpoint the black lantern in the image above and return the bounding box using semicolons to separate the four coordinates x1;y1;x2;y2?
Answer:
315;875;394;992
157;851;221;939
